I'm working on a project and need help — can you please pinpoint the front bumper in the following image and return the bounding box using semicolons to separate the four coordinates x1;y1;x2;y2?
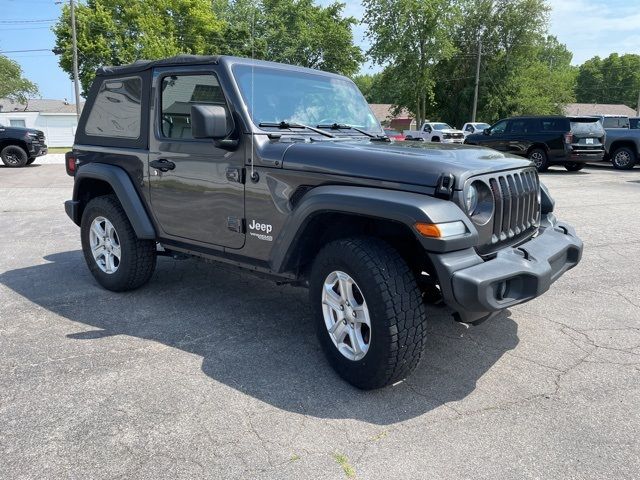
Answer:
29;143;48;157
429;219;583;323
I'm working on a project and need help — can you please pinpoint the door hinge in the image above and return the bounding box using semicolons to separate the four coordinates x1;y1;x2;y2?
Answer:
226;167;245;184
227;216;245;233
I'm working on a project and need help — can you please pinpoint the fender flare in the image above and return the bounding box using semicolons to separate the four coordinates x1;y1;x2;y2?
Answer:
270;185;478;273
70;162;156;239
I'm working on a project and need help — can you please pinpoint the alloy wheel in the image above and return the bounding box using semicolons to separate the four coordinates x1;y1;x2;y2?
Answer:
89;216;121;274
321;271;371;361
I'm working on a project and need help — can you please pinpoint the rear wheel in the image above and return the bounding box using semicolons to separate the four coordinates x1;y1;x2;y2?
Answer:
1;145;28;167
528;148;549;172
81;195;156;292
611;147;636;170
310;237;427;389
564;162;584;172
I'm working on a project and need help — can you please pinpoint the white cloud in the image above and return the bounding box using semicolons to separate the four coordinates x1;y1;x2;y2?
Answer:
547;0;640;64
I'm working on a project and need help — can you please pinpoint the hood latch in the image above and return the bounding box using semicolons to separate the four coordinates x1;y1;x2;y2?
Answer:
435;173;455;199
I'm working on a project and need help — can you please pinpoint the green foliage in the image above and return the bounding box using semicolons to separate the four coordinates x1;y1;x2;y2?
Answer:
362;0;459;126
352;72;395;104
575;54;640;110
53;0;362;95
363;0;577;127
0;55;38;103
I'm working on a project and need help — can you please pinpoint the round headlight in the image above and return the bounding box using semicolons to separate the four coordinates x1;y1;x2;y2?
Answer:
466;180;494;224
465;184;478;214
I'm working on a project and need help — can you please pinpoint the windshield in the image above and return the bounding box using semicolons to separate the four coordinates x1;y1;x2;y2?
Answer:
432;123;453;130
233;65;381;133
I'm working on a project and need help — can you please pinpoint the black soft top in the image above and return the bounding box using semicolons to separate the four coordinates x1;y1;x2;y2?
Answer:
96;54;221;77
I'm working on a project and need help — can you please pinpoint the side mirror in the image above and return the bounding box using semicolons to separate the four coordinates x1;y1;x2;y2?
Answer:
191;104;231;139
483;128;491;135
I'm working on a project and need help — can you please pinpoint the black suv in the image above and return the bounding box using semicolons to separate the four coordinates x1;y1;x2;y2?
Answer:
464;115;604;172
0;123;47;167
64;55;583;389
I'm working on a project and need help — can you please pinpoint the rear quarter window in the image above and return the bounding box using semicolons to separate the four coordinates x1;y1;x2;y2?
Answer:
84;77;142;138
631;119;639;129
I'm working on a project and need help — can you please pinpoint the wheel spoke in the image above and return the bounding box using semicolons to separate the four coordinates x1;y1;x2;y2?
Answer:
331;321;348;342
349;328;363;356
352;305;369;326
337;273;351;303
92;221;105;239
323;285;343;312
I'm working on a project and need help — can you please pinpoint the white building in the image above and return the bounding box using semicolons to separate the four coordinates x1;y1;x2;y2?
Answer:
0;98;83;147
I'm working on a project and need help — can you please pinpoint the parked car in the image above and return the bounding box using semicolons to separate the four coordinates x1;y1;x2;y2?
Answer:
383;128;405;141
461;122;491;138
64;55;583;389
464;115;604;172
0;122;47;167
404;122;465;143
630;117;639;129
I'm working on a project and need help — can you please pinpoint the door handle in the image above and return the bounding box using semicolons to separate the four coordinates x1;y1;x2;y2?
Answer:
149;159;175;172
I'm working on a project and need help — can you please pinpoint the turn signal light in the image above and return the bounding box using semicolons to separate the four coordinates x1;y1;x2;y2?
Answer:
415;221;467;238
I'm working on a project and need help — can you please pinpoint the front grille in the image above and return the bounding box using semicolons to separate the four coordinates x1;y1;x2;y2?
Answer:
487;169;540;245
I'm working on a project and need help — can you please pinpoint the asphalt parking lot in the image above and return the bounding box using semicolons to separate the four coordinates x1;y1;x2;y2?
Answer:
1;160;639;479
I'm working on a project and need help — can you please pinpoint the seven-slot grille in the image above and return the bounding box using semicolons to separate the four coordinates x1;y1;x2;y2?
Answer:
487;169;540;244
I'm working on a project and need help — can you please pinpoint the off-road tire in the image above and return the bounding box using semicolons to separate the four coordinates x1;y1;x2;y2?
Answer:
81;195;156;292
611;147;636;170
529;148;549;172
432;137;441;142
564;162;584;172
310;237;427;390
1;145;28;167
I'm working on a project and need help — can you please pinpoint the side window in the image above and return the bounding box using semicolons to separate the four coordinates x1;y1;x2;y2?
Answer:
491;120;507;134
508;120;528;134
465;124;474;132
85;77;142;138
161;74;225;140
540;118;570;131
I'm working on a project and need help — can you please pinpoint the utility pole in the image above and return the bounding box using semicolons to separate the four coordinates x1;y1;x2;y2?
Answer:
70;0;81;119
471;38;482;123
637;90;640;116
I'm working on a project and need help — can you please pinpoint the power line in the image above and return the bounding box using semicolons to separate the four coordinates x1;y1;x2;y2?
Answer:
0;18;57;23
0;48;52;53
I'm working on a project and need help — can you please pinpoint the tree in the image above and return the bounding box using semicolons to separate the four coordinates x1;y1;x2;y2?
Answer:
215;0;363;76
53;0;226;95
53;0;363;95
362;0;459;127
430;1;576;126
575;54;640;110
0;55;38;103
352;72;396;104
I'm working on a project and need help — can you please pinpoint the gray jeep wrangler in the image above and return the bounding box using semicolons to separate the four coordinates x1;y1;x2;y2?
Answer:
64;55;583;389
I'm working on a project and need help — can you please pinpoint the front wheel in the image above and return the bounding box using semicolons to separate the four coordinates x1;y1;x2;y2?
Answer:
1;145;28;167
611;147;636;170
564;162;584;172
81;195;157;292
310;237;427;389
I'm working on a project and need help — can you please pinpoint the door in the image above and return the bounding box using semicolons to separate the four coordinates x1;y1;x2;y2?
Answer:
148;69;245;249
482;119;509;151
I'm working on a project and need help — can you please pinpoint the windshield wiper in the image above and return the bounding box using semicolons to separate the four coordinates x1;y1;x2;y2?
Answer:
258;121;335;138
316;123;390;141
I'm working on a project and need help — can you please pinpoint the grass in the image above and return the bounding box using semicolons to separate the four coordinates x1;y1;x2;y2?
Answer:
333;452;356;478
47;147;72;154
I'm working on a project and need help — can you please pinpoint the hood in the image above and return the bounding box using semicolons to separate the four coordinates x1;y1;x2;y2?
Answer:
0;125;43;136
439;129;464;134
281;139;532;188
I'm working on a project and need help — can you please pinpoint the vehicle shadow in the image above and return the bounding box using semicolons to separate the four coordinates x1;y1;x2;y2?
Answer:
0;250;519;424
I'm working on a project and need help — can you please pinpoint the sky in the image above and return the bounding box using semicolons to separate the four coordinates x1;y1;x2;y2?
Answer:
1;0;639;101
